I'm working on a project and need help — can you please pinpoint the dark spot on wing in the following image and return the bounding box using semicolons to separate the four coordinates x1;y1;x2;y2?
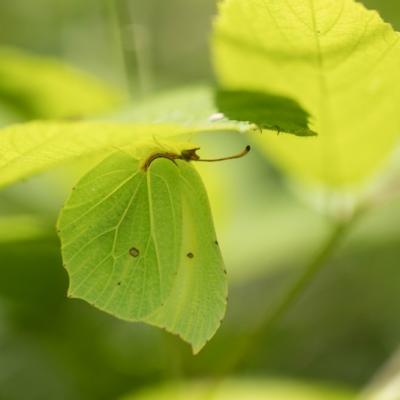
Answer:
129;247;140;257
214;240;219;246
117;282;121;286
187;252;194;259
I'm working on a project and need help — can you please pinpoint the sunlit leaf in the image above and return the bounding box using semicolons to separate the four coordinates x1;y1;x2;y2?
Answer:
58;150;227;352
0;121;201;188
0;84;252;190
213;0;400;186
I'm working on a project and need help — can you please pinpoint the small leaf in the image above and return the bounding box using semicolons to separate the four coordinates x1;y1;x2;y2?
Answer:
215;89;317;136
213;0;400;186
58;150;227;352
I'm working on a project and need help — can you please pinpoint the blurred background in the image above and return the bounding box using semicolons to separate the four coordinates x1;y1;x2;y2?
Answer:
1;0;400;399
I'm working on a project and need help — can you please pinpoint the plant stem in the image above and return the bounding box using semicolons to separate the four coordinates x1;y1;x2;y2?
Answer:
213;209;363;384
251;218;353;346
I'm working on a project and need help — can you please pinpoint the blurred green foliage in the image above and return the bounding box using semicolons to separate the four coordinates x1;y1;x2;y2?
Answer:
1;0;400;399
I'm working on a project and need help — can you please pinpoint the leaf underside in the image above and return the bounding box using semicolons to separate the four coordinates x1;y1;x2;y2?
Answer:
58;152;227;353
215;89;317;137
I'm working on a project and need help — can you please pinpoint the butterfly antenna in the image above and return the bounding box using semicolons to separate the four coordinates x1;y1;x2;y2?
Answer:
197;145;251;162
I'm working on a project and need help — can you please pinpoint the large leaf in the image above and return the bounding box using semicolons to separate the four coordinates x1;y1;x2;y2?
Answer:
213;0;400;186
58;151;227;353
0;47;122;119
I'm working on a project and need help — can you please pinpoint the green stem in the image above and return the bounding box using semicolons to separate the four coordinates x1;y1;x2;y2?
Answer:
213;209;363;383
201;212;361;400
254;218;352;341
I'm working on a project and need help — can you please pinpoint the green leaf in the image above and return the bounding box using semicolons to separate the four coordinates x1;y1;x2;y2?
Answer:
58;150;227;353
215;89;316;136
0;84;252;190
0;121;201;189
0;47;123;120
213;0;400;186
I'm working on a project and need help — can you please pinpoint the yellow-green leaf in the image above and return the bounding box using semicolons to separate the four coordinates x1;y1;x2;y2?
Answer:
213;0;400;186
0;121;201;188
